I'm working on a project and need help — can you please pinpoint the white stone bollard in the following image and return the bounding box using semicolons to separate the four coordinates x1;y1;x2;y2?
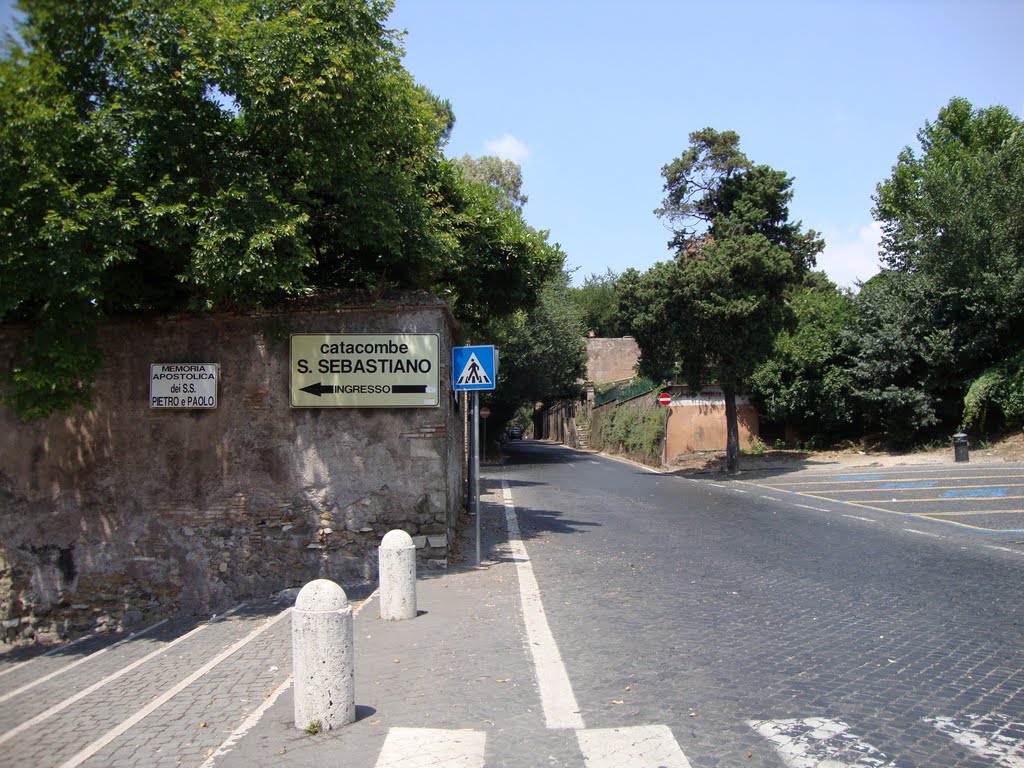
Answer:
378;529;417;621
292;579;355;731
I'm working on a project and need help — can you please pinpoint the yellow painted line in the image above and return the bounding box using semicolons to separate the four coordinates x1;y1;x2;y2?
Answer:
736;481;1015;532
909;515;1023;532
757;474;1024;488
740;486;912;518
913;509;1024;517
768;483;1024;494
849;495;1024;504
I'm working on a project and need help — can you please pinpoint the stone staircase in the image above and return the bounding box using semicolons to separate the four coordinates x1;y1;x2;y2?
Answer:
574;419;592;450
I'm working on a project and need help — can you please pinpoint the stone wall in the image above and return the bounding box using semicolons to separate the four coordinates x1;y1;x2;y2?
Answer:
0;296;463;644
584;337;640;385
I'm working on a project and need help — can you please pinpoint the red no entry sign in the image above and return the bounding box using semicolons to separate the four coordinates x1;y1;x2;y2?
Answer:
479;406;491;419
658;392;672;406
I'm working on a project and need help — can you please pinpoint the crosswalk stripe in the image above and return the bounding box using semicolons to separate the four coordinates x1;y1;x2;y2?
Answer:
749;717;894;767
373;727;486;768
577;725;692;768
926;713;1024;767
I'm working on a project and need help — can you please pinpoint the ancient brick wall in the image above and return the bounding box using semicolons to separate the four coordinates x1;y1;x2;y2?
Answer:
584;336;640;385
0;296;463;644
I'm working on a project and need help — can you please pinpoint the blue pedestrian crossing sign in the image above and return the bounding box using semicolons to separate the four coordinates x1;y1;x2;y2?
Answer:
452;345;497;391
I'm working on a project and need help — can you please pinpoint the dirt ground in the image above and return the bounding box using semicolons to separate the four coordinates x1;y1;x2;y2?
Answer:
664;432;1024;474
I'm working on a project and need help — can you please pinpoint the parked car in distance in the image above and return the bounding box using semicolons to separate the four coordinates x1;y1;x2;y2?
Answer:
508;426;523;440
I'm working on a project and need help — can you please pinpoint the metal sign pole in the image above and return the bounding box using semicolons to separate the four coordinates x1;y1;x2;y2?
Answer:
472;391;481;566
452;345;497;568
465;391;472;508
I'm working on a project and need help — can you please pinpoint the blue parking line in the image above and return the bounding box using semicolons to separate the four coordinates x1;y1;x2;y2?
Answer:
941;487;1009;498
882;481;939;489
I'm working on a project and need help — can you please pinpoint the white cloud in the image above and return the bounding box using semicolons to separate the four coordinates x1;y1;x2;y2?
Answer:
818;221;883;290
483;134;531;164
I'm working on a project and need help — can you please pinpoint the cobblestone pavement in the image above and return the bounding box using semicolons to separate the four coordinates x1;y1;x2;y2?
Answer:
501;443;1024;767
3;441;1024;767
0;601;298;768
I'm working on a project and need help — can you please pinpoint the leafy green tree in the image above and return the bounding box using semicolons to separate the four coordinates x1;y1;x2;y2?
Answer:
622;237;805;471
630;128;822;472
748;272;858;445
436;154;563;328
0;0;560;418
431;166;563;328
862;97;1024;440
845;270;940;448
568;268;627;338
962;351;1024;434
454;155;528;211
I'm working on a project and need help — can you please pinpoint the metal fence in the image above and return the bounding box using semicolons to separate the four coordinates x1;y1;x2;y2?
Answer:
592;377;656;407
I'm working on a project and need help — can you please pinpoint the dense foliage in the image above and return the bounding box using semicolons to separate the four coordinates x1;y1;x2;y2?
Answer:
863;98;1024;443
594;403;667;466
569;268;627;338
747;271;858;445
0;0;562;418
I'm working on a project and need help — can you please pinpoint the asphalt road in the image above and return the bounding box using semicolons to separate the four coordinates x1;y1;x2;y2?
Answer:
493;441;1024;767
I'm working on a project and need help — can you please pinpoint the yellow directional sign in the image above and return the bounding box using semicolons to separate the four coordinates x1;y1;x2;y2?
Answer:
290;333;440;408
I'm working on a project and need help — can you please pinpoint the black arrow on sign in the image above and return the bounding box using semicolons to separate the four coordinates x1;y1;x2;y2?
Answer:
300;382;431;397
299;382;337;397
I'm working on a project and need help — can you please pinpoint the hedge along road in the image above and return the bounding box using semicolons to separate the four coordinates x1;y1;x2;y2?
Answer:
735;463;1024;534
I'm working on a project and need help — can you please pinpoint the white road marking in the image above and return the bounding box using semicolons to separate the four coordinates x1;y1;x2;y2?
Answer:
749;717;895;767
760;495;781;501
927;713;1024;767
0;625;141;680
202;592;377;767
903;528;942;538
374;727;486;768
0;619;168;705
501;480;585;730
577;725;692;768
842;514;878;523
58;607;292;768
987;545;1021;554
199;675;293;768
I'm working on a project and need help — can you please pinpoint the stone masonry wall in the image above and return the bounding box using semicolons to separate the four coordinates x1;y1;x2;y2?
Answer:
584;336;641;385
0;296;463;644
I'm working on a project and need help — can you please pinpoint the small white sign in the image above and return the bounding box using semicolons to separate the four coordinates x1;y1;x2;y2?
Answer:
150;363;218;409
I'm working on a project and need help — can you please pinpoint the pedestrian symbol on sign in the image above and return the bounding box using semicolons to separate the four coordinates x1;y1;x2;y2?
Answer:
452;345;496;392
456;353;492;387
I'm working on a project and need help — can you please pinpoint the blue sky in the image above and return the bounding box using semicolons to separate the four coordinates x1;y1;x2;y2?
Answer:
388;0;1024;288
3;1;1022;289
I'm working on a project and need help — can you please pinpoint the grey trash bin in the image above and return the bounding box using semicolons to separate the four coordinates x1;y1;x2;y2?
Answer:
953;432;969;463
